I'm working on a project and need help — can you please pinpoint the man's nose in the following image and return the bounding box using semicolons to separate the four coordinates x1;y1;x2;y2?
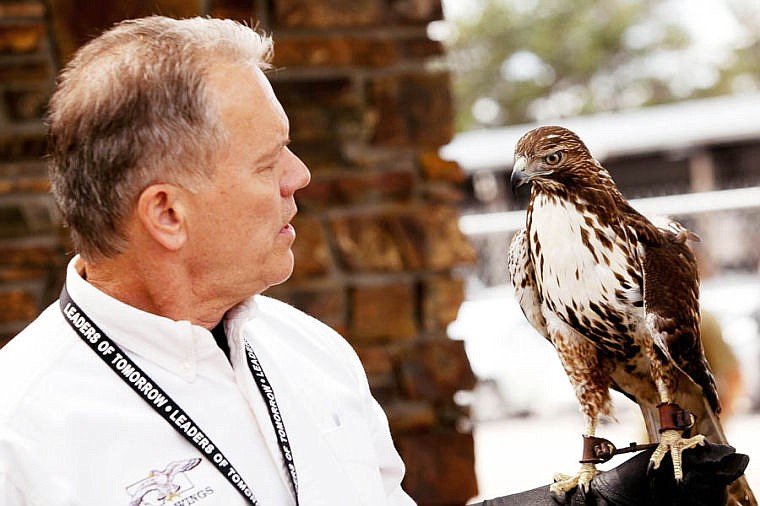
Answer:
281;148;311;196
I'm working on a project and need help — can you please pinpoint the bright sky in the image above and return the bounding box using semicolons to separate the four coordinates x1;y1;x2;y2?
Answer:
441;0;747;56
661;0;743;49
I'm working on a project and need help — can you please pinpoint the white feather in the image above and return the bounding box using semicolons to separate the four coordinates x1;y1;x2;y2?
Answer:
530;195;638;311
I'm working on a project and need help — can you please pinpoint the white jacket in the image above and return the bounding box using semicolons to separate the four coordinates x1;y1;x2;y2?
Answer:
0;258;416;506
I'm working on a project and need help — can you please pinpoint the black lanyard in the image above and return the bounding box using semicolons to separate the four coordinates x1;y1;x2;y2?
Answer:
59;285;299;505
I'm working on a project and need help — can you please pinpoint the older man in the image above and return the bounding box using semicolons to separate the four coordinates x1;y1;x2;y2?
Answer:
0;16;415;506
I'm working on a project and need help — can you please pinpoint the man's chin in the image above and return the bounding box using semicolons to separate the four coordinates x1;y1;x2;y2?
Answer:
263;258;295;290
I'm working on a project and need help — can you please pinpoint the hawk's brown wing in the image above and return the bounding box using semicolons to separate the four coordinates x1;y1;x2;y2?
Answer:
639;226;720;413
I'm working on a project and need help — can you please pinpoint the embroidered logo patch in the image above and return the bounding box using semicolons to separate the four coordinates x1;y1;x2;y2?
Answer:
125;458;214;506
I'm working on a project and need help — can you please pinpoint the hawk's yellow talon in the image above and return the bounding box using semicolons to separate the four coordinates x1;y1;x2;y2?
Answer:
550;462;598;495
649;429;706;481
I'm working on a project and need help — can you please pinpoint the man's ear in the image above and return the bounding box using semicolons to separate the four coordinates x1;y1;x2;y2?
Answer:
135;183;188;251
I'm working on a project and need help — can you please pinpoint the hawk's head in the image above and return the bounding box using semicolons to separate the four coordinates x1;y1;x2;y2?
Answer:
510;125;601;194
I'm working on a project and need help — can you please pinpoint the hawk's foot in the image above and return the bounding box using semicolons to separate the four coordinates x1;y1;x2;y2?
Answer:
649;429;706;481
550;462;598;495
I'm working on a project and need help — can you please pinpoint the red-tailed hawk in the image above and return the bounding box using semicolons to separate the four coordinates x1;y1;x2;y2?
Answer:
507;125;756;505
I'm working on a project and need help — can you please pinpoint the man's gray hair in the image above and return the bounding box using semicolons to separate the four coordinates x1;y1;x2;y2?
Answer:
48;16;273;262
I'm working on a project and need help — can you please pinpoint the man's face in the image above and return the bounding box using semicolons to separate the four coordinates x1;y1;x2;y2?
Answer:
185;64;310;300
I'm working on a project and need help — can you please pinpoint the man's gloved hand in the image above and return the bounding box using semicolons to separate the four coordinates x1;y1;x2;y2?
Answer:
471;441;748;506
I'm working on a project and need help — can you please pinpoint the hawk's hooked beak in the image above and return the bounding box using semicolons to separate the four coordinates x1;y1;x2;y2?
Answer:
510;156;530;193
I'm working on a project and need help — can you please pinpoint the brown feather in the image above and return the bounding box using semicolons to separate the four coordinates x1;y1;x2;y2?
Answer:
641;232;720;413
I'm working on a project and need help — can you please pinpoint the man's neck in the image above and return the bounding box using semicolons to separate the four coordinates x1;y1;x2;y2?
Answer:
81;255;232;330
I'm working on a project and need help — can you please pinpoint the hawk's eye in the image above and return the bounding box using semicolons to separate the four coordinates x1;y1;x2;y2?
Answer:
544;151;562;166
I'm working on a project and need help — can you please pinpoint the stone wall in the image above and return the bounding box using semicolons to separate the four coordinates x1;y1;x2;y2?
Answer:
0;1;478;503
0;1;66;342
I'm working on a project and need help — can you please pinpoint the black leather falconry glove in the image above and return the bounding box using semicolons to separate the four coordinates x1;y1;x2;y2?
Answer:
471;441;748;506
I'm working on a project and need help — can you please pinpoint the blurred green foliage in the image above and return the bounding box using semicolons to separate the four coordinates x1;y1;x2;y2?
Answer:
445;0;760;131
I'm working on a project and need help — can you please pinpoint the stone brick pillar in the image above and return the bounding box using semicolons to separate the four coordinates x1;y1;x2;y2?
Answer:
0;1;66;343
1;1;479;503
261;3;479;503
